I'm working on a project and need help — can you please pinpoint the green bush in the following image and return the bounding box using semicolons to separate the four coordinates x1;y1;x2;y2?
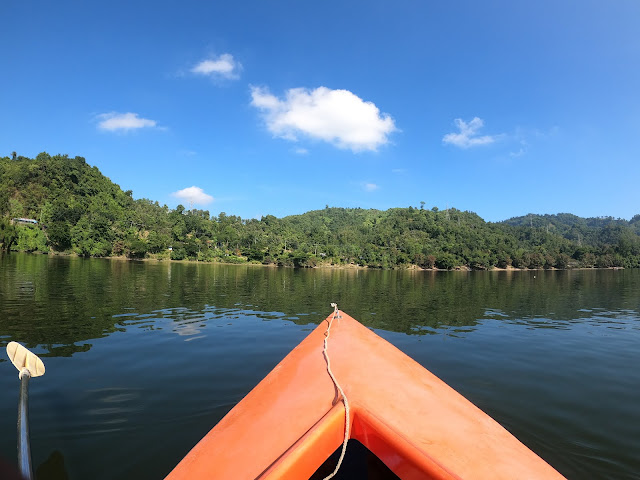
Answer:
15;226;48;253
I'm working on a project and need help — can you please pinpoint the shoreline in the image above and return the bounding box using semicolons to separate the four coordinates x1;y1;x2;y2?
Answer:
9;250;627;272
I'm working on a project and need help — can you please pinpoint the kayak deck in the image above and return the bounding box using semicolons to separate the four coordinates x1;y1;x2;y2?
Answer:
166;310;565;479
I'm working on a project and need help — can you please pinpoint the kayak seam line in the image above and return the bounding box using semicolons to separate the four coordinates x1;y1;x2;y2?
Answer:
322;305;350;480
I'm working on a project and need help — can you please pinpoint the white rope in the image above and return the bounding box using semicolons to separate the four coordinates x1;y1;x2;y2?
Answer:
322;303;350;480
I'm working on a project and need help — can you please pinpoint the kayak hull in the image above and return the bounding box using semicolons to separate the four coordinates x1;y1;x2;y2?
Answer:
166;311;564;479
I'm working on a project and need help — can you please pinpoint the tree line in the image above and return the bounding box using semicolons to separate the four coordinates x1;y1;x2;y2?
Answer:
2;152;640;269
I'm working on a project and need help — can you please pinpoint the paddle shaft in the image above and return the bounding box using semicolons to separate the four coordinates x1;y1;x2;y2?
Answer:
18;370;34;480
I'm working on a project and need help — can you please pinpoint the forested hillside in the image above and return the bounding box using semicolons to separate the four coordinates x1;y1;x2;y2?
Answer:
2;153;639;269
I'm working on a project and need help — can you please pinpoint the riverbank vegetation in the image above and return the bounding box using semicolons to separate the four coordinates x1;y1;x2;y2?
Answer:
2;153;640;269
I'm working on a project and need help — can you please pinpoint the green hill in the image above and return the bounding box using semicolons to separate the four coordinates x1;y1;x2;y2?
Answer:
2;152;639;269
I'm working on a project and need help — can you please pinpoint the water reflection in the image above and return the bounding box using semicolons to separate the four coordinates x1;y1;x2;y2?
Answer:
84;387;142;434
40;344;92;358
1;254;639;355
1;254;640;479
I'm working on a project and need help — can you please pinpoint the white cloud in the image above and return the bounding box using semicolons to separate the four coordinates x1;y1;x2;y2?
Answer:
191;54;241;80
178;149;197;157
250;86;396;152
363;182;379;192
171;186;214;205
508;128;533;157
97;112;157;132
442;117;497;148
293;147;309;155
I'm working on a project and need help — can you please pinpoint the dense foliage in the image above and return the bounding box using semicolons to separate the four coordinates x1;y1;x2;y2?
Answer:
2;153;639;269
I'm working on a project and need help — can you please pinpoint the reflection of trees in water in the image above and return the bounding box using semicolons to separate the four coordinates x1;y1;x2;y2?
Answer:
40;344;92;358
1;253;638;355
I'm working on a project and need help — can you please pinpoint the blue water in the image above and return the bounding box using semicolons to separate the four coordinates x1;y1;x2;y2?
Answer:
0;254;639;479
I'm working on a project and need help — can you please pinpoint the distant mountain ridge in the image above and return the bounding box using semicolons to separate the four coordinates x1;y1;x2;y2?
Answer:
1;152;639;269
502;212;640;231
501;213;640;249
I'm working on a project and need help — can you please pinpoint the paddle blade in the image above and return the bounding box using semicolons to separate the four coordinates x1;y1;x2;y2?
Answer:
6;342;45;377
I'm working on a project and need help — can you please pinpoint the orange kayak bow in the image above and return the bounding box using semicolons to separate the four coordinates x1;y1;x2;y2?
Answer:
166;310;565;479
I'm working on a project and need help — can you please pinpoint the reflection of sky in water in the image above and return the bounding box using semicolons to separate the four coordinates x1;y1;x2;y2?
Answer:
112;306;313;341
84;388;142;434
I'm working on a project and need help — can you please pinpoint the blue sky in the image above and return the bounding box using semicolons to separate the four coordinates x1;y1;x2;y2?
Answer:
2;0;639;221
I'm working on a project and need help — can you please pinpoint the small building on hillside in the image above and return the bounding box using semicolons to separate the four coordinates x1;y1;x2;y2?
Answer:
12;218;38;226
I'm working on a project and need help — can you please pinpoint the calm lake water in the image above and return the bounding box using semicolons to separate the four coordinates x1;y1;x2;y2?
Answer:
1;253;639;479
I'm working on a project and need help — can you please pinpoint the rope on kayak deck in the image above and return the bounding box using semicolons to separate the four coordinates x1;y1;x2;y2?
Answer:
323;303;350;480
